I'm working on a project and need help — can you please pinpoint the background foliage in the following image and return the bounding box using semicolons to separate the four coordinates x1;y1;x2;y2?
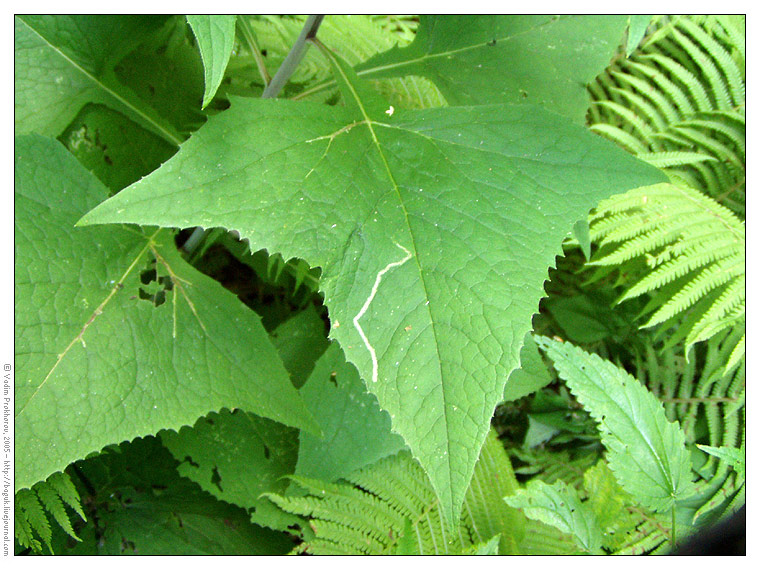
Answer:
14;14;744;555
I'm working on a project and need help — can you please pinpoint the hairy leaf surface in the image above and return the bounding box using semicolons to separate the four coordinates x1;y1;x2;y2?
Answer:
357;15;628;121
79;51;665;524
14;134;318;491
536;337;695;512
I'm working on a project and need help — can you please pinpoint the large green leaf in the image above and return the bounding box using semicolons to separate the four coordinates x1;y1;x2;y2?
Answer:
356;15;628;121
14;15;180;143
78;50;666;524
535;337;695;512
14;134;319;491
186;15;237;109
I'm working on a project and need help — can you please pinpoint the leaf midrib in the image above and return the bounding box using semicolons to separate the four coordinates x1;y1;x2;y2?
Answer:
318;43;455;506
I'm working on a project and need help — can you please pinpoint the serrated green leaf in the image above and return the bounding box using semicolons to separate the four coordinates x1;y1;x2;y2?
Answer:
505;479;603;553
296;342;406;482
535;337;695;512
160;409;299;530
187;15;237;109
357;15;628;121
78;48;665;525
14;134;319;492
14;15;180;143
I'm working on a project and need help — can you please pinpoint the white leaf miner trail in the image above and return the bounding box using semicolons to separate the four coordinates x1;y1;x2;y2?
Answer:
353;242;412;383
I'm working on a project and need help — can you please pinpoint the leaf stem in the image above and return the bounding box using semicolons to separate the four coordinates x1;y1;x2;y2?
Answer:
236;16;271;86
671;503;677;551
262;15;324;99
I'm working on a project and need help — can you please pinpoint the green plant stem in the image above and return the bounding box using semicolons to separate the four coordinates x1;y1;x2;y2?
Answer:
671;503;677;551
262;15;324;99
182;15;324;257
236;16;271;86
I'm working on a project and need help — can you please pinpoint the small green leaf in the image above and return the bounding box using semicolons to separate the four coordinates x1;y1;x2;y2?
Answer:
544;293;630;344
505;479;603;553
296;343;406;482
270;305;330;389
535;336;696;512
187;15;237;109
14;134;319;491
502;333;553;402
462;534;501;554
627;16;652;56
697;444;745;481
393;518;419;555
583;461;639;551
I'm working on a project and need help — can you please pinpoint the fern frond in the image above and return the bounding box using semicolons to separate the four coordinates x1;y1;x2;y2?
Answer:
266;430;527;555
15;489;50;553
588;123;649;154
593;100;657;143
14;471;85;554
589;15;745;213
636;151;716;168
669;27;731;110
34;484;80;544
642;253;743;327
674;18;744;106
588;183;744;357
46;471;86;521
